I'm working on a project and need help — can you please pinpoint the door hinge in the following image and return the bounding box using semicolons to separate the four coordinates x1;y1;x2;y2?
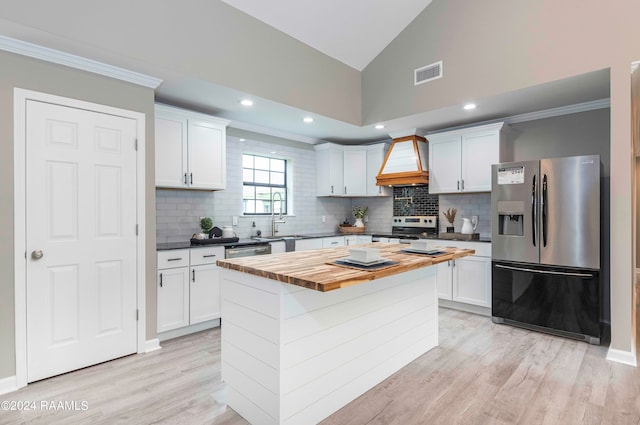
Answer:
135;139;138;151
135;224;139;235
136;309;139;321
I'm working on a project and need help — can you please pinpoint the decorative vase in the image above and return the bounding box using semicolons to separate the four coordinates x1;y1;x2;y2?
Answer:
354;218;365;227
446;226;454;233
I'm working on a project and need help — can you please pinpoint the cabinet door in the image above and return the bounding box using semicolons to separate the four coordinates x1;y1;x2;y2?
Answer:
190;264;221;324
157;268;190;333
155;115;188;188
453;256;491;307
428;136;461;194
366;145;390;196
460;130;500;192
344;235;357;246
343;149;367;196
316;146;344;196
188;119;226;190
322;236;345;248
356;235;372;244
295;238;323;251
436;261;453;300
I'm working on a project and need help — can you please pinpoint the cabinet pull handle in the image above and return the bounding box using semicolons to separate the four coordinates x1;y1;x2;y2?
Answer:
457;180;460;190
331;185;334;194
184;173;187;185
192;269;195;282
159;272;163;288
344;186;347;194
447;260;450;267
190;173;193;184
452;260;456;267
202;254;217;258
167;257;182;261
461;180;464;190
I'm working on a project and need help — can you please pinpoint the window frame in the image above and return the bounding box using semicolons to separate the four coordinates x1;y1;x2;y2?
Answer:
242;153;288;216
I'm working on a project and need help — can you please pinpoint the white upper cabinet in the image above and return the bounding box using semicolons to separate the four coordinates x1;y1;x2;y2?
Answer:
366;143;391;196
315;143;344;196
155;104;229;190
343;147;367;196
315;142;390;197
428;122;504;194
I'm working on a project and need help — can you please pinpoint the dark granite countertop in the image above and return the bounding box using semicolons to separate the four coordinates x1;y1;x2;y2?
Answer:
157;238;271;251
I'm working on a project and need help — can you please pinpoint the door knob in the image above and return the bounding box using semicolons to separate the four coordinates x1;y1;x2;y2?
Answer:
31;250;44;260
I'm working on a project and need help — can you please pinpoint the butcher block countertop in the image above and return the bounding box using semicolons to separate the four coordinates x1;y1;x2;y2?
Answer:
216;242;475;292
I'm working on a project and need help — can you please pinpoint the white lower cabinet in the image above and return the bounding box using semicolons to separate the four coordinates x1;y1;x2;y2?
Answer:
322;236;345;248
295;238;323;251
270;240;286;253
345;235;373;246
157;266;190;333
435;241;492;308
157;246;223;335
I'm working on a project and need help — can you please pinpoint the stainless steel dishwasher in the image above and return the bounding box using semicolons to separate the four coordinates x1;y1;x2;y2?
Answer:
225;243;271;259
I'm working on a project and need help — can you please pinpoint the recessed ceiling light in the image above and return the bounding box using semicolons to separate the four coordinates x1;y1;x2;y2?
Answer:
240;99;254;107
463;103;476;110
375;124;385;130
270;151;277;154
303;117;314;123
239;138;246;142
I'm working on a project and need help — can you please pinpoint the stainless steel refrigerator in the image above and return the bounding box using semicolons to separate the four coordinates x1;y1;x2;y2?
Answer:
491;155;602;344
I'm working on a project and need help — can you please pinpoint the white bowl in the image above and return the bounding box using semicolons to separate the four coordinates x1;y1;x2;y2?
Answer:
410;240;432;251
349;248;380;263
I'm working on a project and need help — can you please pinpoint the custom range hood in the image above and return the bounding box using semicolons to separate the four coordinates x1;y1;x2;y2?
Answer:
376;132;429;186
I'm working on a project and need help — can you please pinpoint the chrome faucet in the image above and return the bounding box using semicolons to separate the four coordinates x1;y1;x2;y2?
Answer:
271;192;286;236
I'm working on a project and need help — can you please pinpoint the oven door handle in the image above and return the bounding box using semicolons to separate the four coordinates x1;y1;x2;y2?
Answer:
494;264;593;278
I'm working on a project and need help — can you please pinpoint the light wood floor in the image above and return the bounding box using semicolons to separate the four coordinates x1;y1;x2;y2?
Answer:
2;308;639;425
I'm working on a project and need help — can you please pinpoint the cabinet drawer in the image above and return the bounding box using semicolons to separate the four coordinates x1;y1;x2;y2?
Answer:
190;246;225;266
157;249;190;269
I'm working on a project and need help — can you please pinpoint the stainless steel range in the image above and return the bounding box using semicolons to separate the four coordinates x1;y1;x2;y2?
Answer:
373;215;438;243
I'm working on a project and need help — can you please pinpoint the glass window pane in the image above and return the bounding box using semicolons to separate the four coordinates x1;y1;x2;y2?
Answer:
255;170;269;184
243;185;255;199
244;199;255;214
255;156;269;170
242;154;253;168
271;158;285;172
271;171;284;185
243;168;254;183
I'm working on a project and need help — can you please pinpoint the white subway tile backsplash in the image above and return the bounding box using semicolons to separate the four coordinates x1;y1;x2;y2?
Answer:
438;193;491;238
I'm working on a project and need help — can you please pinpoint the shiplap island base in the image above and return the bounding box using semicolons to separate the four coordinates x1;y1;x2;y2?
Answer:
216;243;475;425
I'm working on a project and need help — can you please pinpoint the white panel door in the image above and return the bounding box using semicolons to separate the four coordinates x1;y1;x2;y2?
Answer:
428;136;461;194
26;100;138;382
190;264;221;324
188;119;225;189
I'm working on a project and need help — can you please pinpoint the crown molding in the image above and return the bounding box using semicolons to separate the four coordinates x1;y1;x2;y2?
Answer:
228;119;325;145
0;35;162;88
425;98;610;136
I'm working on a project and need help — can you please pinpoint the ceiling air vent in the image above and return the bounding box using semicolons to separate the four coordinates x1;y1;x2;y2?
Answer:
414;61;443;86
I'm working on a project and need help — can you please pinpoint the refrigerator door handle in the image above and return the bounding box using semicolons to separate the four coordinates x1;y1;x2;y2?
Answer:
531;174;536;247
495;264;593;278
542;174;548;247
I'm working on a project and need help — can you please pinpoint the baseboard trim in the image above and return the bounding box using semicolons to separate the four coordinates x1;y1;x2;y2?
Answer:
144;338;161;353
439;299;491;317
606;347;637;367
157;319;220;342
0;375;18;395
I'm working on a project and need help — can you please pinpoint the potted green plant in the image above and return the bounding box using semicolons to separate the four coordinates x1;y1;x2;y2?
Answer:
199;217;213;239
352;206;368;228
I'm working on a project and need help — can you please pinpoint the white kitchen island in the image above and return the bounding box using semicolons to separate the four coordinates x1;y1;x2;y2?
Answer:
216;243;474;425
